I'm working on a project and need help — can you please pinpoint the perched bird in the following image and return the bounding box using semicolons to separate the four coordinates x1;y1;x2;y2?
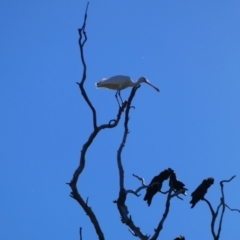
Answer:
168;168;187;195
190;177;214;208
144;169;170;206
174;236;185;240
96;75;160;106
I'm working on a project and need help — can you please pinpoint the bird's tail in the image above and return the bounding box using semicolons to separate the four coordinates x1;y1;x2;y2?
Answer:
190;200;195;208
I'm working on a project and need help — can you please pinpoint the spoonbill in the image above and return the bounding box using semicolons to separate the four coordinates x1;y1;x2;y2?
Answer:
95;75;160;106
190;177;214;208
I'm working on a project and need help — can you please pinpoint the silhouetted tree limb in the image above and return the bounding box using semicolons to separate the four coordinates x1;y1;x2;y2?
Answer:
132;174;147;186
224;203;240;213
68;3;128;240
79;227;83;240
150;189;173;240
126;174;169;197
69;4;239;240
202;175;238;240
216;175;237;239
130;173;183;199
150;189;186;240
116;86;139;190
115;86;151;240
75;2;98;130
117;143;186;240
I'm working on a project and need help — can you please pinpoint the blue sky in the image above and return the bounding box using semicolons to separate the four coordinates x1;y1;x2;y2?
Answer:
1;1;240;239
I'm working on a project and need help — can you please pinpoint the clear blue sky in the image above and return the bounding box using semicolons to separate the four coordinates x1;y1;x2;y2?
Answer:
1;1;239;239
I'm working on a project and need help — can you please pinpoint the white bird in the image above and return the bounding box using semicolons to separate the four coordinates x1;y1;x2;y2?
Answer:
95;75;160;106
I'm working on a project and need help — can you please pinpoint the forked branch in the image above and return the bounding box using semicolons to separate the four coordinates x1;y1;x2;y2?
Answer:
116;113;185;239
125;174;170;196
115;86;150;240
75;2;98;130
203;175;239;240
69;3;128;240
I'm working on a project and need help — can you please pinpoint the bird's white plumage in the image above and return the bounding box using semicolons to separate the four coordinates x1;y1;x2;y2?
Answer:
95;75;160;106
96;75;133;90
96;75;160;92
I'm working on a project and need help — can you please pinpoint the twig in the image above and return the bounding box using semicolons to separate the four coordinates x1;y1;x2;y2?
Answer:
79;227;83;240
126;174;171;197
224;203;240;213
132;174;147;186
125;189;141;197
221;175;236;184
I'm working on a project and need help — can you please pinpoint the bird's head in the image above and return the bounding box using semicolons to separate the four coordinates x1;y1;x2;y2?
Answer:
137;77;160;92
207;177;214;185
138;77;148;84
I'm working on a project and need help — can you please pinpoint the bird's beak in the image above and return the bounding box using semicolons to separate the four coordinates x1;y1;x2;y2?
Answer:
146;82;160;92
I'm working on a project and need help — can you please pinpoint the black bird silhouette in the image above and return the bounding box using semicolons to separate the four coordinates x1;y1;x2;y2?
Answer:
190;177;214;208
168;168;187;195
144;169;171;206
174;236;185;240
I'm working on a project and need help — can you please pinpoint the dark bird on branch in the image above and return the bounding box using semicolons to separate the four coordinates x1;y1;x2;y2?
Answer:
168;168;187;195
144;169;171;206
174;235;185;240
190;177;214;208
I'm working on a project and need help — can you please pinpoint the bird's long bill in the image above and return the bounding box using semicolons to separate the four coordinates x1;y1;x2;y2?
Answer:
146;82;160;92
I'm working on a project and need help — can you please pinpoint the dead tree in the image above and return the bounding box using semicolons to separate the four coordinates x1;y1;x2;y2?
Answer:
67;3;239;240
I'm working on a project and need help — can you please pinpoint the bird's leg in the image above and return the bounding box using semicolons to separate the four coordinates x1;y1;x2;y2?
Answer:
115;91;121;108
118;91;124;105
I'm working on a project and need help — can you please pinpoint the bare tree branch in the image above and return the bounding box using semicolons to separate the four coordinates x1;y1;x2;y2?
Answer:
150;189;186;240
125;189;141;197
203;198;215;217
216;175;236;239
68;4;128;240
215;202;222;218
126;174;171;197
221;175;236;184
132;174;147;186
115;86;151;240
126;171;186;239
202;198;217;239
79;227;83;240
150;189;173;240
75;2;98;130
224;203;240;213
69;4;239;240
116;86;139;190
122;169;186;239
202;175;238;240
